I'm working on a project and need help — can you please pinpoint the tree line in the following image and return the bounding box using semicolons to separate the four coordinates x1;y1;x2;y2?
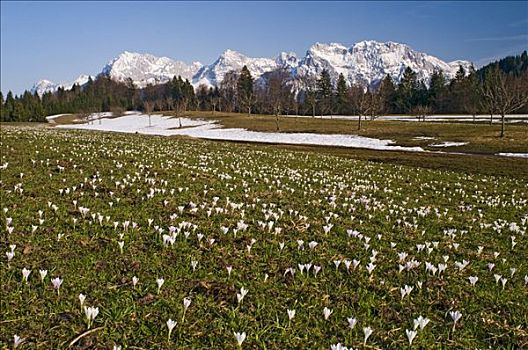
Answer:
2;51;527;133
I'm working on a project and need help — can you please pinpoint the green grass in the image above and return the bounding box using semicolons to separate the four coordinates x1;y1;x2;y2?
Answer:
1;125;527;349
205;140;528;179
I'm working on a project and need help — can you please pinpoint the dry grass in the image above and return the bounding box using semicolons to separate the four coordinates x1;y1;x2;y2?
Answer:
179;111;528;154
6;110;526;178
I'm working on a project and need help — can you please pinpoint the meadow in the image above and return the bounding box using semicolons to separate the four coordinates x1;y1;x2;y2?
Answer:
1;125;527;349
180;111;528;155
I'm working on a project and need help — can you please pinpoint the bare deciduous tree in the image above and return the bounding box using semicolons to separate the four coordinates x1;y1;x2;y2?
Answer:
481;67;528;137
368;90;384;121
166;96;174;113
297;75;318;118
78;110;90;125
479;95;495;125
144;101;153;127
110;106;124;118
220;71;239;113
348;85;370;130
412;105;432;122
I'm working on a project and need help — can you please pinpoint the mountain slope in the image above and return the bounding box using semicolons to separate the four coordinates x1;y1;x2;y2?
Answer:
102;51;203;88
295;41;472;88
192;49;280;87
31;40;472;94
31;75;93;96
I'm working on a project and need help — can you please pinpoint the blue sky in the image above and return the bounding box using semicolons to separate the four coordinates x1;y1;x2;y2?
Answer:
1;1;527;95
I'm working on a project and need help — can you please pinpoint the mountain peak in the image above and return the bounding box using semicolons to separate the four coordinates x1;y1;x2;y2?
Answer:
220;49;246;59
309;42;348;53
31;40;472;93
31;80;58;96
31;75;94;96
276;52;298;67
102;51;203;88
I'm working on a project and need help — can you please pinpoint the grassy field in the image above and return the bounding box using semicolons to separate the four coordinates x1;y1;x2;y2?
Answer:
178;110;528;178
1;125;527;349
178;111;528;155
228;142;528;178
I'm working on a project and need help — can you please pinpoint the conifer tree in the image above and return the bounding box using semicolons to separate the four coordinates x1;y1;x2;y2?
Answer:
461;67;480;121
0;92;4;121
4;91;16;122
395;67;418;113
428;70;446;113
317;69;333;116
237;66;254;116
335;73;349;115
378;74;396;114
455;65;466;82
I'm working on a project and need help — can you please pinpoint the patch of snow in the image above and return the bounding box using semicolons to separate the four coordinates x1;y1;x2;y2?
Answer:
89;112;113;120
46;114;70;121
497;153;528;159
282;114;528;123
413;136;436;140
429;142;468;147
56;113;425;152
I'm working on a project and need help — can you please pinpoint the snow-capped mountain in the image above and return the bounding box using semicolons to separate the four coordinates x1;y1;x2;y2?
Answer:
102;51;203;88
31;80;60;96
31;74;93;96
193;42;471;89
31;41;472;94
192;49;280;87
294;41;472;88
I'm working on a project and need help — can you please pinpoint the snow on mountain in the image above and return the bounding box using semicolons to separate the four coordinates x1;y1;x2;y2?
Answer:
295;40;472;88
192;49;279;87
31;74;93;96
31;41;472;94
31;80;60;96
448;60;473;73
275;52;298;70
102;51;203;88
71;74;92;87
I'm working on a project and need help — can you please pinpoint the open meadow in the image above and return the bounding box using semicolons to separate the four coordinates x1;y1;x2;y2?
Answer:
180;111;528;156
2;1;528;348
48;111;528;177
1;124;527;349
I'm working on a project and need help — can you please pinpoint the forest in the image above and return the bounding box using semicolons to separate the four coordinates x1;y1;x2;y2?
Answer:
1;51;526;123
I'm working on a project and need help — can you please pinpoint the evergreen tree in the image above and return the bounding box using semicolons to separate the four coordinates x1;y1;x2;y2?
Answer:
7;49;526;122
428;70;447;113
4;91;16;121
170;76;183;100
196;84;209;110
415;81;429;108
335;73;349;115
378;74;396;114
317;69;333;115
12;99;28;121
237;66;254;116
455;65;466;82
478;50;528;79
395;67;418;113
448;66;471;114
0;92;4;121
461;67;481;119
